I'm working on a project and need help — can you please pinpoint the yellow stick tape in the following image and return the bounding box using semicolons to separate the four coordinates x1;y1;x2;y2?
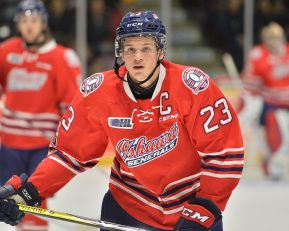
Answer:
17;204;147;231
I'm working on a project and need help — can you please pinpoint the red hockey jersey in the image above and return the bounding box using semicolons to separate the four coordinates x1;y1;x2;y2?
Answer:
243;44;289;107
29;60;244;230
0;37;81;149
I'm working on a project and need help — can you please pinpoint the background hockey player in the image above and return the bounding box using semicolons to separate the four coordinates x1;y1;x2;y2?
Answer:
0;0;81;230
241;22;289;180
0;10;243;231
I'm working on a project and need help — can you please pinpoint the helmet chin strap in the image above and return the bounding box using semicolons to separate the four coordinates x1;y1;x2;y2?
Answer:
114;58;126;82
114;51;164;88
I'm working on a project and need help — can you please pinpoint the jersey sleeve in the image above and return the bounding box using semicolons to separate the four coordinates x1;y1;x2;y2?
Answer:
29;90;109;198
54;48;82;114
185;78;244;211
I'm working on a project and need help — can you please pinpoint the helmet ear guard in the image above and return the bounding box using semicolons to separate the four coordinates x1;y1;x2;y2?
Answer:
114;39;122;58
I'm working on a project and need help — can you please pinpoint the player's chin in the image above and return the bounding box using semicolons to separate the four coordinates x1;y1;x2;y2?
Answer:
23;36;37;43
135;74;148;82
130;71;146;80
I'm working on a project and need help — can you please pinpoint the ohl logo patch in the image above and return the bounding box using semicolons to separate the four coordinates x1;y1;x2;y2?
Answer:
80;73;103;96
182;68;209;95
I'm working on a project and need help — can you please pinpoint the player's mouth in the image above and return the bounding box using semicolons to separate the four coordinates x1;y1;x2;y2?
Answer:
133;65;144;70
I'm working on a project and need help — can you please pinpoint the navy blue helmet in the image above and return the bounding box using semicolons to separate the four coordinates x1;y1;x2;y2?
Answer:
14;0;48;23
115;11;166;57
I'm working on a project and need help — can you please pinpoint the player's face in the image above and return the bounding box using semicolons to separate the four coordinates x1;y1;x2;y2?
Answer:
122;36;164;88
17;14;46;44
263;34;285;54
262;24;286;54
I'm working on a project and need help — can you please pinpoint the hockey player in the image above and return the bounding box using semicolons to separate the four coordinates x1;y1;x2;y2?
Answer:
0;0;81;230
241;22;289;180
0;11;243;231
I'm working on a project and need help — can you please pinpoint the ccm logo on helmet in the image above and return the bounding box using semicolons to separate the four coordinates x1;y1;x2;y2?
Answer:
182;208;209;223
127;22;143;27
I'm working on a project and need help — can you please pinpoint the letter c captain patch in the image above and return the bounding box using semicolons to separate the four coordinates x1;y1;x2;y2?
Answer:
182;68;209;95
80;73;103;96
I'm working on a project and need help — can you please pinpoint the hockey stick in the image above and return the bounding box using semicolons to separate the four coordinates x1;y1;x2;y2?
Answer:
222;52;243;88
18;204;148;231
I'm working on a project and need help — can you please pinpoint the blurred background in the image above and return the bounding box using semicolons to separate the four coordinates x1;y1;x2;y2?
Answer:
1;0;289;76
1;0;289;230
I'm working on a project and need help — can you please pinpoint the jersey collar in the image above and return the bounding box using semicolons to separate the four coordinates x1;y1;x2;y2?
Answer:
123;63;166;102
37;39;57;54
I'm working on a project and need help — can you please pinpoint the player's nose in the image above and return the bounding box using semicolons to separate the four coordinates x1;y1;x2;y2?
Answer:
134;50;144;59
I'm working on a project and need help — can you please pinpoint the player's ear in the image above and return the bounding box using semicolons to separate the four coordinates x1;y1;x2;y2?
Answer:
159;52;165;60
121;53;125;62
42;21;48;29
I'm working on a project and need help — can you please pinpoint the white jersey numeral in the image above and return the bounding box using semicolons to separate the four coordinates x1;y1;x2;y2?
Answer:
216;98;232;125
62;106;75;131
200;98;232;133
200;106;219;133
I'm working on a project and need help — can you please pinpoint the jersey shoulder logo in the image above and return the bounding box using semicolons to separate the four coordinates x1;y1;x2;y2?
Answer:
80;73;104;96
182;67;209;95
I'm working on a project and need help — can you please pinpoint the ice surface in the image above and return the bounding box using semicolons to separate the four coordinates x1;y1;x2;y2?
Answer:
1;167;289;231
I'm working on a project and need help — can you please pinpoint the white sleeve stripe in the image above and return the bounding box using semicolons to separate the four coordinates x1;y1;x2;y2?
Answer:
120;168;134;176
2;117;58;129
49;156;79;175
124;181;147;189
111;162;119;175
201;160;244;165
202;171;242;179
110;179;162;211
2;126;55;138
66;155;81;167
198;147;244;156
61;150;100;164
159;183;200;202
110;179;184;215
163;172;201;192
112;163;150;189
3;108;60;120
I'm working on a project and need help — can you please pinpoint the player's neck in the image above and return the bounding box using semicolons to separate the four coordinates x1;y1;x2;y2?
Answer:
128;74;159;99
24;34;49;51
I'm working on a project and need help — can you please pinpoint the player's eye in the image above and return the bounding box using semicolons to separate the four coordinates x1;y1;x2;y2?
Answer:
124;47;136;55
141;46;153;54
123;46;156;56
